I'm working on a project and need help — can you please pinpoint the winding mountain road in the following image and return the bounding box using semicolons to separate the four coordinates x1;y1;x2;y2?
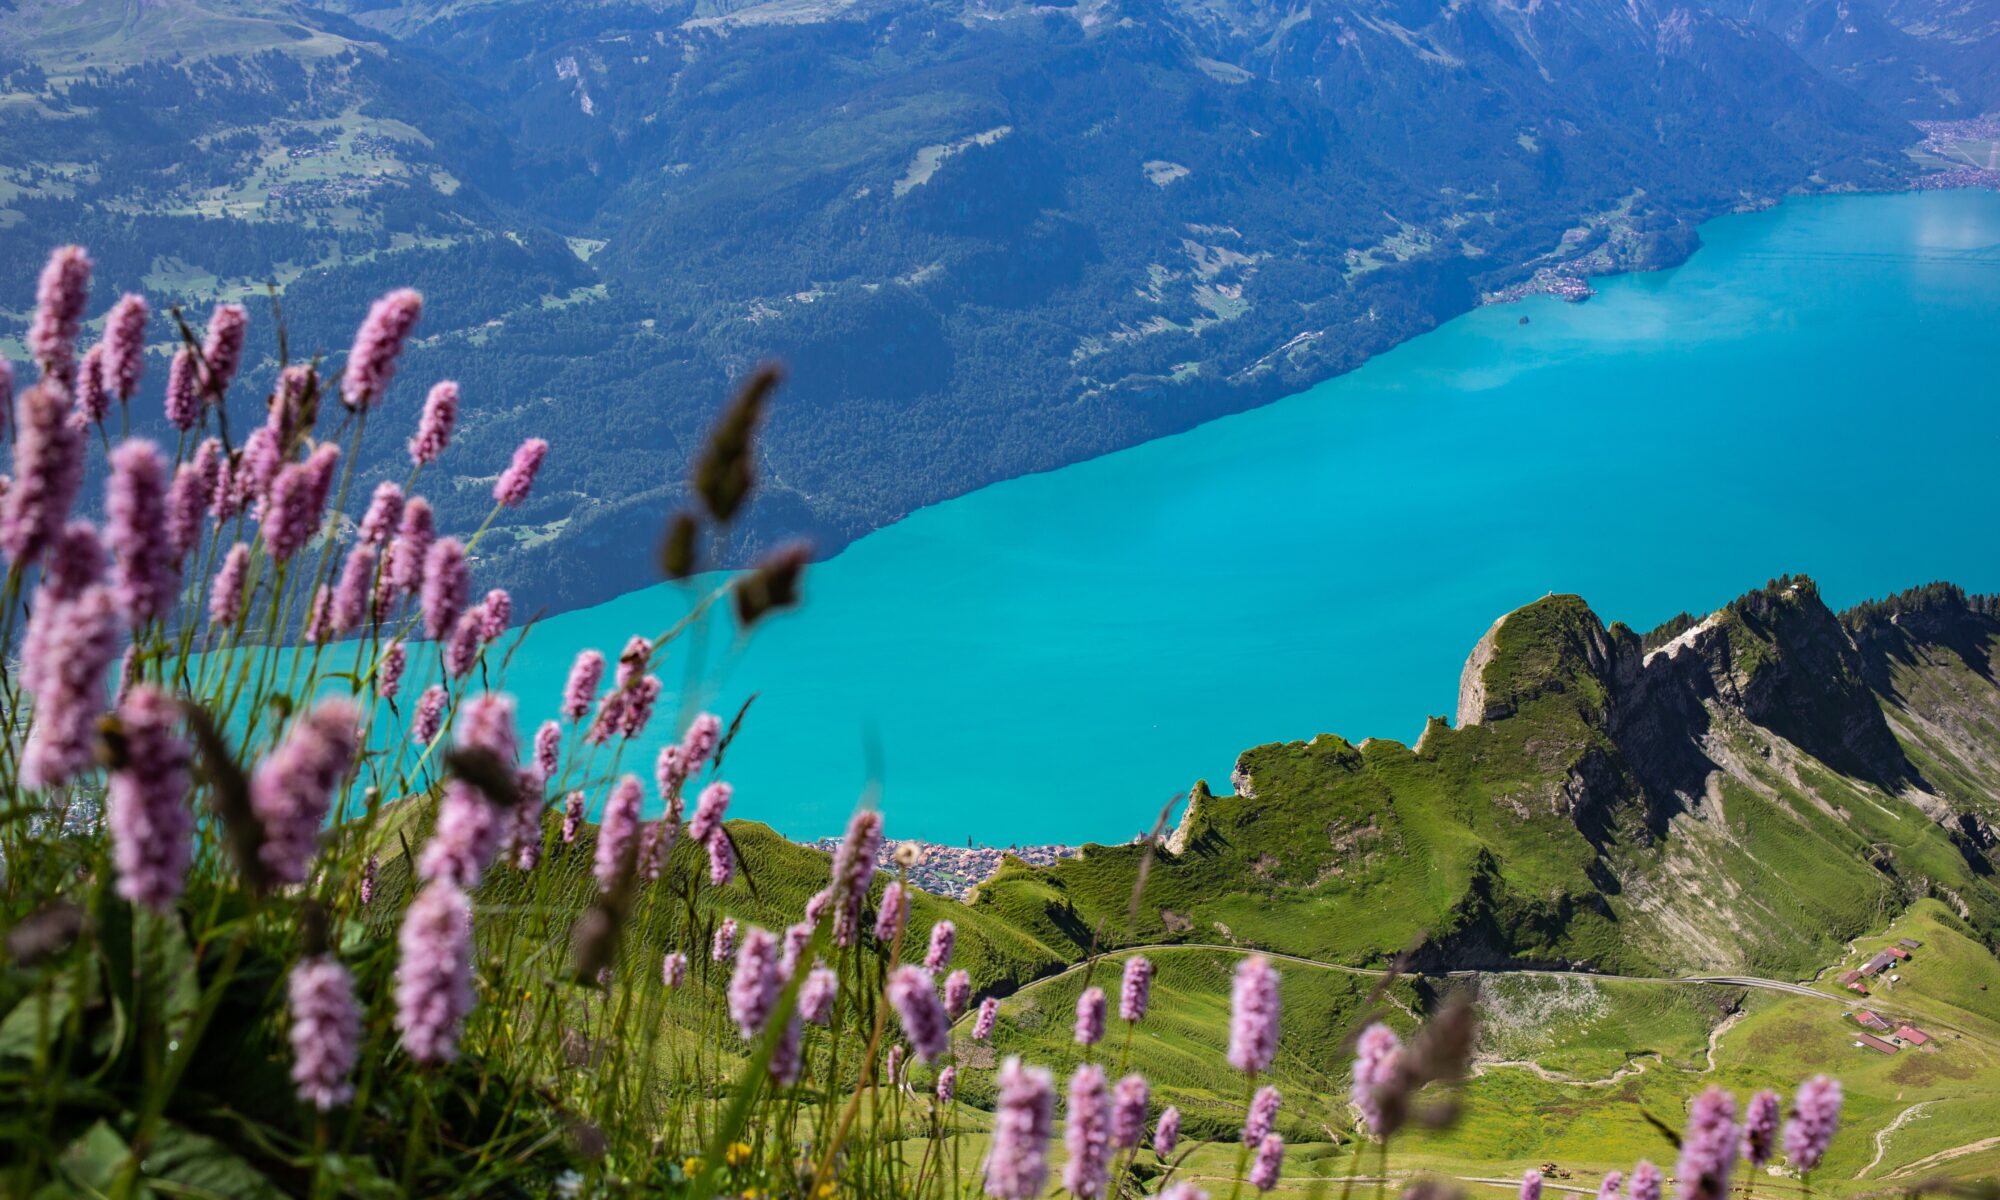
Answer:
974;941;1846;1009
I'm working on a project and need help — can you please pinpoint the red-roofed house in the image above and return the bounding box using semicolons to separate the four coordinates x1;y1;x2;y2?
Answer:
1861;951;1897;976
1885;946;1910;960
1852;1011;1891;1030
1856;1033;1900;1054
1839;970;1862;986
1895;1025;1932;1046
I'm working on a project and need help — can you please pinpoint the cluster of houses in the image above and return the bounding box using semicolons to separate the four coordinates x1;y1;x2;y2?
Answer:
1837;937;1939;1055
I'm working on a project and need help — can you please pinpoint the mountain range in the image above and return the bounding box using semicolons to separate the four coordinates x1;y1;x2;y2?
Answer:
2;0;1995;615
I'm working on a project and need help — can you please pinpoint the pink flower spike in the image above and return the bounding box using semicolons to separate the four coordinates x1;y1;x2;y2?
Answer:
358;481;404;546
100;293;148;402
394;880;473;1063
288;955;361;1110
75;346;108;422
1063;1063;1112;1199
29;246;91;385
1228;955;1280;1074
410;380;457;465
887;965;950;1063
250;700;361;885
164;348;199;431
984;1058;1054;1200
3;381;88;567
421;537;469;639
1075;986;1106;1046
209;543;250;628
105;686;193;912
493;437;548;507
342;288;422;411
199;303;248;399
106;439;179;625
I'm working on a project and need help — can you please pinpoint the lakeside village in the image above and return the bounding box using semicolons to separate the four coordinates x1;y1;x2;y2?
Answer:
804;836;1081;898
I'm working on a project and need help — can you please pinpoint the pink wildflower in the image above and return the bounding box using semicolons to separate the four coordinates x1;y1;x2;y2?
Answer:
388;496;434;595
3;381;87;567
945;969;971;1020
342;288;422;410
974;996;999;1041
562;649;604;721
1245;1085;1281;1144
1350;1022;1403;1139
1230;955;1280;1074
20;586;120;789
100;293;148;401
199;303;248;399
728;925;781;1037
358;481;403;545
706;825;735;886
250;700;361;885
395;879;473;1063
105;686;192;911
1063;1063;1112;1198
288;955;361;1110
209;543;249;627
830;808;883;947
1249;1134;1284;1192
333;543;378;632
1743;1089;1780;1167
984;1058;1054;1200
28;246;90;385
106;439;179;624
1075;986;1106;1046
1783;1075;1841;1172
1675;1087;1738;1200
411;685;447;745
801;966;838;1025
663;951;688;989
493;437;547;506
164;348;199;431
1154;1107;1181;1157
1121;955;1153;1022
688;780;732;844
925;920;956;971
421;536;468;639
713;916;737;963
1113;1073;1150;1149
534;720;561;780
888;965;950;1062
444;607;482;677
166;462;205;557
1630;1162;1662;1200
75;346;108;422
479;588;510;640
410;381;457;465
562;791;584;843
594;774;642;889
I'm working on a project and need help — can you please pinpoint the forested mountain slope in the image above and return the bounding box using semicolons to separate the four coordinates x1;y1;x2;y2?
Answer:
1;0;1988;613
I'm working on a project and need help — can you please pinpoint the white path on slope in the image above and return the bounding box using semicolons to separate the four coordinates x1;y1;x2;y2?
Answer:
1858;1102;1935;1178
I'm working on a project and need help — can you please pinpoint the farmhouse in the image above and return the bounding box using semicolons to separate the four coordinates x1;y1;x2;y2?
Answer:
1895;1025;1932;1046
1855;1033;1900;1054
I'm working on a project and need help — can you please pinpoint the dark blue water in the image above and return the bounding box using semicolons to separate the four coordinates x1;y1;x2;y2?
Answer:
507;189;2000;844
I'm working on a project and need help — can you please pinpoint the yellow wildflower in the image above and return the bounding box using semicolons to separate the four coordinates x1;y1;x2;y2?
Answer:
725;1141;753;1168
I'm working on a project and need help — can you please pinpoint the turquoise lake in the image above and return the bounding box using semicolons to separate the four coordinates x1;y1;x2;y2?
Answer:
507;189;2000;845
